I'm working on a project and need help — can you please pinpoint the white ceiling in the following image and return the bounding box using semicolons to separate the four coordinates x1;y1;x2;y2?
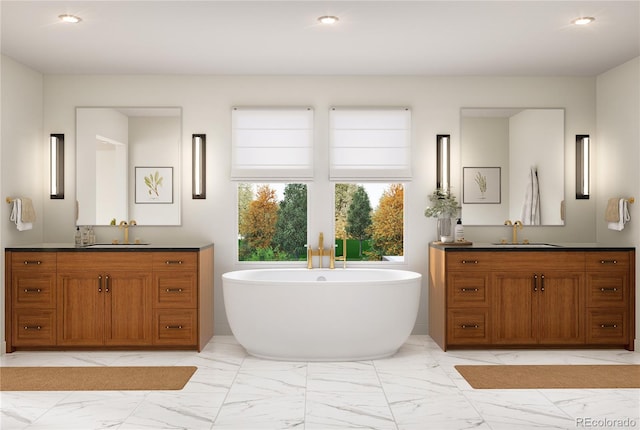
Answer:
2;1;639;76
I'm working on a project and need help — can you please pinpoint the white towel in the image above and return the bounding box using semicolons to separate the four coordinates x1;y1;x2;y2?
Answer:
607;199;630;231
10;198;33;231
521;167;541;225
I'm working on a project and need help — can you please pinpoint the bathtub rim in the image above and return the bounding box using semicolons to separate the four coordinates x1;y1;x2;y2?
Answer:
222;267;422;284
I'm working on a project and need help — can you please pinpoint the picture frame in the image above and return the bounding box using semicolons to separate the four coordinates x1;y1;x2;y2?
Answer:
135;167;173;204
463;167;501;204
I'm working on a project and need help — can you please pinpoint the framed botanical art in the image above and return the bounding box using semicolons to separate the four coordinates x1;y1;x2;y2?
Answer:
463;167;501;204
135;167;173;204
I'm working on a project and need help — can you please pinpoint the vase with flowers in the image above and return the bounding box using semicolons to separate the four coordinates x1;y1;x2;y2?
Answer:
424;189;460;242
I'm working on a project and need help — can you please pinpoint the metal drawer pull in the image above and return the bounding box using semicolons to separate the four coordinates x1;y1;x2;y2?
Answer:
600;287;618;292
540;274;545;292
23;260;42;265
600;260;618;264
533;274;538;292
23;288;42;293
600;324;618;329
23;325;42;330
98;275;103;292
461;324;479;329
105;275;110;293
461;260;478;264
165;325;183;329
166;288;183;292
460;288;479;292
165;260;184;265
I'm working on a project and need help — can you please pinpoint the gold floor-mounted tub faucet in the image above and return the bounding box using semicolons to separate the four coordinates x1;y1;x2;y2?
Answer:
308;232;347;269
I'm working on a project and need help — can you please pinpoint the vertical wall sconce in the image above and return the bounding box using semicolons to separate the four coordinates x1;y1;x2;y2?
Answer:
50;134;64;199
576;134;590;199
192;134;206;199
436;134;450;191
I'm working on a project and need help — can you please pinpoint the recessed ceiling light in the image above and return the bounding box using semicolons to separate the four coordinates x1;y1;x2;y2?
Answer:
318;15;339;25
59;14;82;24
572;16;595;26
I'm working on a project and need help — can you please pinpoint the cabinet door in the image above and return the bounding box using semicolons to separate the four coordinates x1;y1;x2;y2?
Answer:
57;272;104;346
492;271;537;345
104;271;152;345
537;271;584;344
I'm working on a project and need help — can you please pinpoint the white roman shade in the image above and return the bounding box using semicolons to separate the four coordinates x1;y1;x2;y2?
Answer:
231;107;314;180
330;107;412;181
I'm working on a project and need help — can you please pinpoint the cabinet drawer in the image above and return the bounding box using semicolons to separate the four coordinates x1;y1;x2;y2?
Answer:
12;252;56;271
495;252;585;271
586;310;628;344
586;273;628;307
12;273;56;307
446;252;493;271
152;252;197;271
153;273;197;308
585;252;630;270
447;273;490;307
57;252;152;271
447;310;490;344
153;310;197;345
12;309;56;346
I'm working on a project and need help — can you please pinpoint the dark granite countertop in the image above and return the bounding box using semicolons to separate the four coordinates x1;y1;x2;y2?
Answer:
5;242;214;252
429;242;635;252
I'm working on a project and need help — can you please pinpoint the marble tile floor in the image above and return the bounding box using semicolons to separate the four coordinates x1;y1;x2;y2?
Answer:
1;336;639;430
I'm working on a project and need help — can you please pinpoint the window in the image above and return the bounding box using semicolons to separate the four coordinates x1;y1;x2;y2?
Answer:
335;183;404;262
331;107;409;263
238;183;308;261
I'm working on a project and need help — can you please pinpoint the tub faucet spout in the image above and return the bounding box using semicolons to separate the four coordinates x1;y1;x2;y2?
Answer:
332;234;347;269
307;232;326;269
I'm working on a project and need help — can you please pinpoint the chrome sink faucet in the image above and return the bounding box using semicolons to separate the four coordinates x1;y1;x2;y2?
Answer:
504;219;523;244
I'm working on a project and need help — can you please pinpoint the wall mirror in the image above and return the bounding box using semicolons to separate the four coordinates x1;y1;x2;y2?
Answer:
76;107;182;226
459;108;565;226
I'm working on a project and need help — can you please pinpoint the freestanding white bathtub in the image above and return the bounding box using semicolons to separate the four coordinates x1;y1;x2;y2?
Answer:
222;268;422;361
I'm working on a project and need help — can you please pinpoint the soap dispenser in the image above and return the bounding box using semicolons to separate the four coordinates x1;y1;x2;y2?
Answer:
74;227;82;246
454;218;464;242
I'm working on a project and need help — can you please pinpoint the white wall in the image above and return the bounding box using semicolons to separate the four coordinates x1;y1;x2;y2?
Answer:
509;109;564;225
0;56;44;352
595;56;640;349
39;74;597;335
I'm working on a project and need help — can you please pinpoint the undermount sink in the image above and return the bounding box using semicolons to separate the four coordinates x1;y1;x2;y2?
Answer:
491;243;559;248
86;243;150;248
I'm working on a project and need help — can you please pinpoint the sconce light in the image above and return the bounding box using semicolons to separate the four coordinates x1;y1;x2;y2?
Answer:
192;134;206;199
436;134;450;191
576;134;590;199
50;134;64;199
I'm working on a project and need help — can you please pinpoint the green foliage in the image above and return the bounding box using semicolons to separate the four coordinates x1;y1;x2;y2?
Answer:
335;183;358;237
245;247;290;261
346;186;372;240
273;184;308;259
424;188;459;218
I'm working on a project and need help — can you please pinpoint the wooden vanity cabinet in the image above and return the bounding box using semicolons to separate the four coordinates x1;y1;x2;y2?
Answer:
492;252;585;346
8;252;57;347
429;246;635;351
56;252;153;347
585;252;632;345
152;252;199;347
443;251;493;346
5;245;214;353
